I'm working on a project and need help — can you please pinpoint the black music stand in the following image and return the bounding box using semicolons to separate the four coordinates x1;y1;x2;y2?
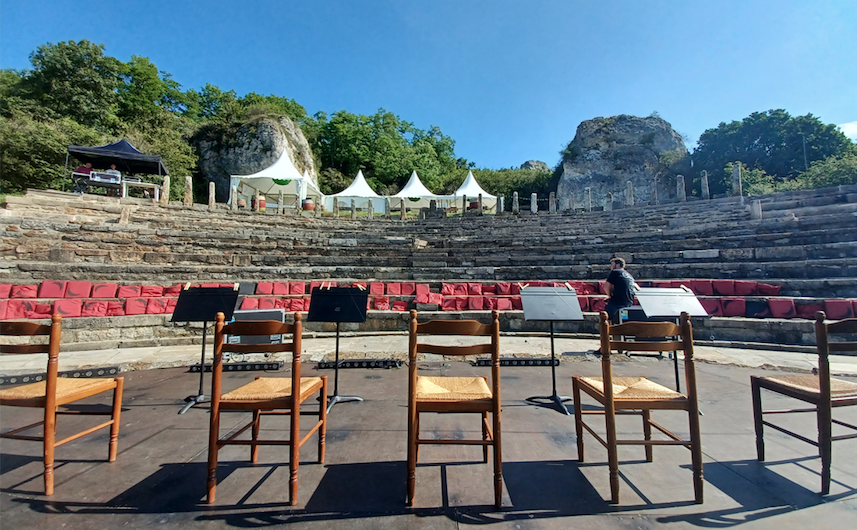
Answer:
171;286;240;414
520;286;584;415
308;286;369;413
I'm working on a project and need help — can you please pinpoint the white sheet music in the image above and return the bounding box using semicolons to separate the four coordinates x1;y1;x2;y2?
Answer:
520;287;584;321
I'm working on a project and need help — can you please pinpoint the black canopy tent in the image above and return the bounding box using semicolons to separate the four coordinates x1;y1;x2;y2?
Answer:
65;139;169;176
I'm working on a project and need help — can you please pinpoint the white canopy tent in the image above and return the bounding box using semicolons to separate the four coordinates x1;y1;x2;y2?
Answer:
228;150;323;209
446;170;497;211
391;170;443;209
325;170;385;212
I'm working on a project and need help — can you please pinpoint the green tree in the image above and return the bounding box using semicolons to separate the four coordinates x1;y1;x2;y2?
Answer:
118;56;187;124
19;40;122;131
693;109;852;195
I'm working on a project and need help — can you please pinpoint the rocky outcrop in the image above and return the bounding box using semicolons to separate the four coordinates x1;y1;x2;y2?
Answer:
520;160;550;171
557;115;688;209
195;116;317;202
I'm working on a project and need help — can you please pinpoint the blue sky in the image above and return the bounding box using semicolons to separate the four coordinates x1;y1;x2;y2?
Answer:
2;0;855;169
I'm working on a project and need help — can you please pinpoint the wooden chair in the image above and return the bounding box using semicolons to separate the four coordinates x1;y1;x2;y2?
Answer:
207;311;327;505
407;309;503;510
572;311;703;504
0;314;124;495
751;311;857;494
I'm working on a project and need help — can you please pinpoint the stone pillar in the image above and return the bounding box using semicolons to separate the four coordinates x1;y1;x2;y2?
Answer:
549;192;556;214
278;191;284;214
701;170;710;200
478;194;483;215
512;192;519;214
231;185;238;211
531;193;538;214
605;192;613;211
569;192;575;212
400;198;407;220
367;199;374;220
651;178;658;205
462;196;467;214
751;199;762;220
253;190;260;212
385;198;391;219
499;196;505;213
333;198;340;217
677;174;686;202
160;175;170;206
184;176;193;206
351;198;357;219
208;182;216;210
732;163;743;196
625;181;634;207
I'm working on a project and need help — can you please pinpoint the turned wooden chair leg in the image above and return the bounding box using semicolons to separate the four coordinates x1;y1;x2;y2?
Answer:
43;406;57;496
492;410;503;510
251;410;261;463
642;409;653;462
289;407;300;506
206;411;221;504
689;404;704;504
751;377;765;461
572;379;585;462
482;411;489;463
319;376;328;463
818;403;832;495
406;409;417;507
414;413;420;463
108;377;124;462
605;405;620;504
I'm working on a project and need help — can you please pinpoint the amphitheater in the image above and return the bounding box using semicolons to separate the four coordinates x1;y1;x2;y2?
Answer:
2;185;856;352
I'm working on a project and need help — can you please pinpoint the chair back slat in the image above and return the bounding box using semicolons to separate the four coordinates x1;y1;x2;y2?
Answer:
827;341;857;354
221;320;296;336
610;340;683;353
0;321;51;337
826;318;857;335
416;343;494;356
610;321;680;338
416;319;493;336
0;343;52;354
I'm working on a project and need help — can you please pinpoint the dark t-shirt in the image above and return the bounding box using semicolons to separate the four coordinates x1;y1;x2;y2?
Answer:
606;269;635;306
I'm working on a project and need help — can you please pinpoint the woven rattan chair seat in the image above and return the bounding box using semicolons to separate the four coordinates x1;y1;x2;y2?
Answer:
221;377;323;402
760;375;857;398
415;375;492;402
579;376;686;401
0;378;117;406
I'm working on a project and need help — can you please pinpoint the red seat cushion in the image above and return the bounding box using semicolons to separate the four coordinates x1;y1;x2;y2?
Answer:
256;282;274;295
795;303;823;320
721;298;746;317
745;301;771;318
700;299;723;317
117;285;142;298
38;281;67;298
591;297;608;313
756;283;781;296
0;284;11;299
387;283;402;295
442;297;457;311
92;283;119;298
31;303;53;319
0;300;8;319
691;280;714;296
455;296;468;310
468;297;484;310
391;300;408;311
146;298;168;314
768;298;796;319
415;289;430;304
141;285;164;297
496;298;513;311
241;297;259;310
166;298;178;313
482;284;496;294
374;296;390;310
712;280;736;296
257;297;277;310
290;282;306;295
125;298;147;315
81;300;108;317
428;292;442;305
106;301;126;316
370;283;385;295
65;281;93;298
824;300;854;320
511;283;522;295
401;283;416;296
577;296;590;312
467;283;482;295
352;282;367;291
511;296;523;310
733;281;757;296
272;282;289;295
164;284;183;297
53;299;82;318
11;285;37;299
453;283;468;295
290;298;305;311
309;281;322;294
495;282;511;295
485;297;498;310
6;300;34;319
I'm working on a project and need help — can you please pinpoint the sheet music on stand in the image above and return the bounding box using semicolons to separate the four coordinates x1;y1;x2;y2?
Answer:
520;286;584;415
307;286;369;413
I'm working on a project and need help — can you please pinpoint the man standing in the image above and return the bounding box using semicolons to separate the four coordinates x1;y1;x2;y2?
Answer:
604;257;636;323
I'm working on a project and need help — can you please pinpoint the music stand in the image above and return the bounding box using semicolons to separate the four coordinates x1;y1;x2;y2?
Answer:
171;286;240;414
520;286;584;415
308;286;369;413
628;286;708;392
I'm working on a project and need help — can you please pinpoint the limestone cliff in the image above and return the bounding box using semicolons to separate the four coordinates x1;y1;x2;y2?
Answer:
520;160;550;171
556;115;689;209
195;116;317;202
